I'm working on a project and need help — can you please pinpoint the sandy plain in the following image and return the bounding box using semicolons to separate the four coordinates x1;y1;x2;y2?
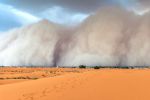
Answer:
0;68;150;100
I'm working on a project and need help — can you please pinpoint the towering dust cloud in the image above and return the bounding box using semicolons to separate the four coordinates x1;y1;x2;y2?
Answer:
1;7;150;67
0;20;62;66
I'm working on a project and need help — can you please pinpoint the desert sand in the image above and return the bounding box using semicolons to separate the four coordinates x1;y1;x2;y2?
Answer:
0;68;150;100
0;68;89;85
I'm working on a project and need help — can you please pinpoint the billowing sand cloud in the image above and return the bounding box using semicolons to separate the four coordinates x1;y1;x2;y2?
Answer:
59;7;139;66
1;6;150;67
0;20;62;66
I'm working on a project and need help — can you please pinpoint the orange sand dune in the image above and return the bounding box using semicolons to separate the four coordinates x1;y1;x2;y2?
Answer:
0;68;88;85
0;69;150;100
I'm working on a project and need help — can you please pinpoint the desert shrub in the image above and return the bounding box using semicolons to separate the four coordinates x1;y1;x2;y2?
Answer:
94;66;100;69
31;77;38;80
113;66;130;69
121;66;130;69
0;78;4;80
130;67;134;69
79;65;86;69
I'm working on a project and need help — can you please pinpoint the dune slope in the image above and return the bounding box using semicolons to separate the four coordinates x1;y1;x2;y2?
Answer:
0;69;150;100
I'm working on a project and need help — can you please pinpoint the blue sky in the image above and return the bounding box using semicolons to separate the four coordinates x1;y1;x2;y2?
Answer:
0;3;41;31
0;1;89;31
0;0;149;31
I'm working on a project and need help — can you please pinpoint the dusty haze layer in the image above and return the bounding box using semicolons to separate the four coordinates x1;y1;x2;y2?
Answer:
0;6;150;66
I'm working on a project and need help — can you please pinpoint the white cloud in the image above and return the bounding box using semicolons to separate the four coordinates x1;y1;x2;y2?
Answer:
117;0;150;15
11;9;40;25
42;6;89;25
132;7;150;15
0;3;40;25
